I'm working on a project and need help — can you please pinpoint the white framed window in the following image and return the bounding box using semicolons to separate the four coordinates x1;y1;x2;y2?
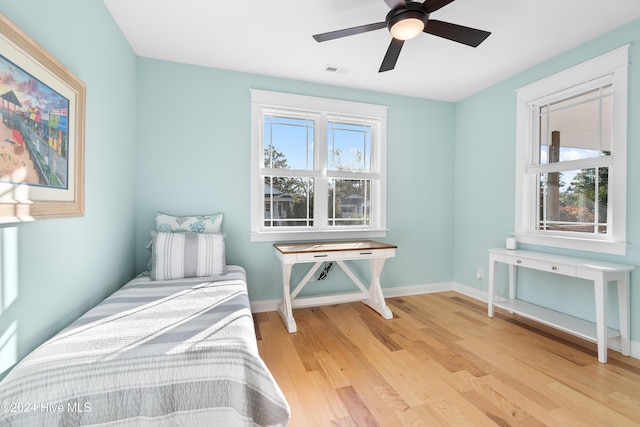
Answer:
515;45;629;255
250;90;388;242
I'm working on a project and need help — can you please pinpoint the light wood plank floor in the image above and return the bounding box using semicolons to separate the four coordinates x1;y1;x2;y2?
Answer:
255;292;640;427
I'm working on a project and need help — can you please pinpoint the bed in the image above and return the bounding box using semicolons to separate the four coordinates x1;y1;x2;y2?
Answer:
0;265;290;426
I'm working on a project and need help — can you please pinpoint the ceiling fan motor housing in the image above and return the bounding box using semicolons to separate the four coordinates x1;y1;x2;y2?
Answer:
386;1;429;33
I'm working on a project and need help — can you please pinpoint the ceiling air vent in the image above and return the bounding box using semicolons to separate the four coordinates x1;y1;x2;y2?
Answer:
325;65;350;74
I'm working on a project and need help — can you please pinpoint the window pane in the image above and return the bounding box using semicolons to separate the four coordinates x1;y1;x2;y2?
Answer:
328;122;371;172
537;167;608;233
264;116;314;170
538;85;612;164
328;179;371;226
264;177;314;227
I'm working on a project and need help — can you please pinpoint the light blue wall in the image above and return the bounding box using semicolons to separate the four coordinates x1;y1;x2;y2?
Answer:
453;19;640;336
0;0;138;375
134;59;456;301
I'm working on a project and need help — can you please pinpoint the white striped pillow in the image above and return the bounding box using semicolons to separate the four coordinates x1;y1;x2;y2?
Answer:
150;232;225;281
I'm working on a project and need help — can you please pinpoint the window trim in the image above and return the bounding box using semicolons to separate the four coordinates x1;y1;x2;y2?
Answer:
514;45;629;255
250;89;388;242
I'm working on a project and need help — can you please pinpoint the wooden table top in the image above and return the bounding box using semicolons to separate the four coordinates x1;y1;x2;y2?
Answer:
273;240;397;255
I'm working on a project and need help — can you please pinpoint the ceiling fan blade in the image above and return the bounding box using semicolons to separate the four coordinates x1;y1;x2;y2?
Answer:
424;20;491;47
379;38;404;72
422;0;455;13
313;22;387;42
384;0;406;9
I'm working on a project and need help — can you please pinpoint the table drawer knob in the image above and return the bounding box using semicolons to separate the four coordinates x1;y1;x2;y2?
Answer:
516;259;522;264
314;254;328;258
360;252;373;255
551;265;558;271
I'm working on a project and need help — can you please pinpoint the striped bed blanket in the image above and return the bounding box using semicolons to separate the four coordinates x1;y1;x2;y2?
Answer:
0;266;290;426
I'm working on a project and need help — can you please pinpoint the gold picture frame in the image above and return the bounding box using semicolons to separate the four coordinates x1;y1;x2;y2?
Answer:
0;13;85;223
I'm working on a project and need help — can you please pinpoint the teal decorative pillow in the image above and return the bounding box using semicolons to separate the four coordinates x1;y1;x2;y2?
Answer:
155;212;223;233
150;232;226;281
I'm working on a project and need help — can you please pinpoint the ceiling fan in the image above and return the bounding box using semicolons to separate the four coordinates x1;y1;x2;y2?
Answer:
312;0;491;72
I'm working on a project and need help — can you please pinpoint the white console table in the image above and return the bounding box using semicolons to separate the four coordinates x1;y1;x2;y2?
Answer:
274;240;396;333
488;248;634;363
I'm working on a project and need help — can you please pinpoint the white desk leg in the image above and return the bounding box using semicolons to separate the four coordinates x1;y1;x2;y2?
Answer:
364;258;393;319
508;264;517;300
594;275;607;363
277;262;297;333
488;256;496;317
506;264;518;314
618;272;631;356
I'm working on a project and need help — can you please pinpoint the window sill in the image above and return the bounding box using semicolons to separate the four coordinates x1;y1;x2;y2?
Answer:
250;229;388;243
515;233;627;256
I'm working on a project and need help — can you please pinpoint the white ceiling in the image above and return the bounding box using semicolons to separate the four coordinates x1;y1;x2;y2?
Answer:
103;0;640;102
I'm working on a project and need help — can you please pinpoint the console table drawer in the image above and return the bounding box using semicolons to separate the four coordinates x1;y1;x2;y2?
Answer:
343;249;389;260
505;255;576;276
296;251;344;262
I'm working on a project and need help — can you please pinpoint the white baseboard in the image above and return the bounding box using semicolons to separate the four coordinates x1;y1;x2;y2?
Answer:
382;281;455;298
250;281;456;314
250;299;281;314
452;281;488;302
251;281;639;361
632;341;640;360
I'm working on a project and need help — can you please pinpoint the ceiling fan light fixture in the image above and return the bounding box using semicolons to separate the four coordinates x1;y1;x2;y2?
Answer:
389;16;426;40
312;0;491;73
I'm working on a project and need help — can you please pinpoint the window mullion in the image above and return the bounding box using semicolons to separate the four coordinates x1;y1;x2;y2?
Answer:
327;171;380;180
526;156;612;174
261;167;319;178
315;114;328;228
594;167;600;234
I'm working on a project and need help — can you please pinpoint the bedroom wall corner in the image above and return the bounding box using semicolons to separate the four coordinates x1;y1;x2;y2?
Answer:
0;0;138;376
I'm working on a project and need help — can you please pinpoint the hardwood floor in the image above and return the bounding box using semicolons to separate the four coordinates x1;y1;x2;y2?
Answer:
254;292;640;427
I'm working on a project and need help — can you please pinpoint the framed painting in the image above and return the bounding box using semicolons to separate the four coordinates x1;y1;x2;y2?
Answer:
0;13;85;223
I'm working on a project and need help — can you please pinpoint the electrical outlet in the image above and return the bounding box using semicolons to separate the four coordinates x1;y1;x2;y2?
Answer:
476;268;484;280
